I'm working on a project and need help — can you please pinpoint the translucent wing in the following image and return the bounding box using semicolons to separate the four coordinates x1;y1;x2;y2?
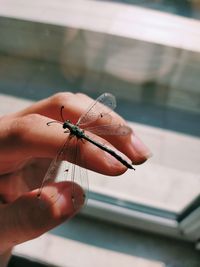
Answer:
71;161;89;209
77;93;116;127
86;124;132;136
38;139;68;186
38;137;88;207
63;162;88;209
70;139;89;208
37;138;71;204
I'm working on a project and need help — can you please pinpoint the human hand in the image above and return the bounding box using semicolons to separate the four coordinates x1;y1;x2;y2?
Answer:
0;92;151;259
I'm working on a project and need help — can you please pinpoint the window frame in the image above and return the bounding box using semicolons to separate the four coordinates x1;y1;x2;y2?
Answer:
82;192;200;241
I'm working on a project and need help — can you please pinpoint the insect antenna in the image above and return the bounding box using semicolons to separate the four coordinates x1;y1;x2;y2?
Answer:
47;106;66;126
47;121;63;126
60;106;65;122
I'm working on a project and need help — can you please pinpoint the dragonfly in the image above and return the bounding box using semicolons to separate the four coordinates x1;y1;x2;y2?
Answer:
37;93;134;207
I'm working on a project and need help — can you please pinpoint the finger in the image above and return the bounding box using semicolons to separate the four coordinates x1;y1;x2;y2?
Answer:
8;114;128;175
64;93;152;164
0;159;52;203
11;92;152;164
104;130;152;165
0;182;84;254
13;92;83;123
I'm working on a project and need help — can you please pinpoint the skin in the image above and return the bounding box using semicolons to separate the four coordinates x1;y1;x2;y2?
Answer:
0;92;151;264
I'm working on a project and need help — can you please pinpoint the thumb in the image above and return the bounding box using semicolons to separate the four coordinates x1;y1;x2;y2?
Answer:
0;182;85;253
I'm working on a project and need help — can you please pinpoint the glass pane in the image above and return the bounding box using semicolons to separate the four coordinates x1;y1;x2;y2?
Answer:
0;1;199;216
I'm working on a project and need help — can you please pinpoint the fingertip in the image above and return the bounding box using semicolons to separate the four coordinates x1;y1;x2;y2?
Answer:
44;182;85;216
0;182;85;251
36;182;85;219
78;137;130;176
125;134;152;165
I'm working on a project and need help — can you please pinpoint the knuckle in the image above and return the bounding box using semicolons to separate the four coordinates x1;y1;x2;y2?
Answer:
75;93;94;107
51;92;75;106
19;114;43;130
7;119;25;146
9;114;42;141
76;92;90;100
75;92;85;98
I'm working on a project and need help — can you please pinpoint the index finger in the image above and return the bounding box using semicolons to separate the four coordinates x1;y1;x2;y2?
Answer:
10;114;128;176
13;92;152;164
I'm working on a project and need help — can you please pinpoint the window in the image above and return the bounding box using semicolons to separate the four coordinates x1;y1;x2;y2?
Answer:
0;0;200;242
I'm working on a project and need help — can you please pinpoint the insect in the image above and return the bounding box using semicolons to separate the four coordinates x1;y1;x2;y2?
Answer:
38;93;134;207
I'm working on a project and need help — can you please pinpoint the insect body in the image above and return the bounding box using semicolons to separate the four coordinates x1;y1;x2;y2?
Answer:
61;119;134;169
63;120;85;138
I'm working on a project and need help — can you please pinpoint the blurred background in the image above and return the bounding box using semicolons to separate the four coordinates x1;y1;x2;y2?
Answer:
0;0;200;267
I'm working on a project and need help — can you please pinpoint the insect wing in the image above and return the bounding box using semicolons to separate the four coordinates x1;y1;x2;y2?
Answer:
38;137;88;208
71;163;89;209
77;93;116;127
86;124;132;136
37;138;71;205
71;139;89;208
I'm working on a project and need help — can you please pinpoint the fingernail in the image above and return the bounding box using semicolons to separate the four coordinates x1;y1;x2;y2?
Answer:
131;134;152;159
